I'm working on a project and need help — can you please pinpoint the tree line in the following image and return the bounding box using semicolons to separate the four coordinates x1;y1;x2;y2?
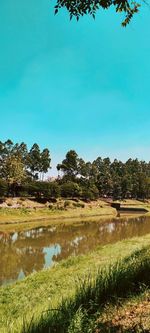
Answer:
0;140;150;201
0;140;51;198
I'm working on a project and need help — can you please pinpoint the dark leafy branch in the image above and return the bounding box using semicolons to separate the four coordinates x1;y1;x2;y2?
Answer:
54;0;140;26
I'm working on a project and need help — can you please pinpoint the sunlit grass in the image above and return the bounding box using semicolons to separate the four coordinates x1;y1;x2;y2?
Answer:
19;247;150;332
1;235;150;332
0;205;116;226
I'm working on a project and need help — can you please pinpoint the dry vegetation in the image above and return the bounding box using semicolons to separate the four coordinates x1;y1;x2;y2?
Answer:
95;290;150;332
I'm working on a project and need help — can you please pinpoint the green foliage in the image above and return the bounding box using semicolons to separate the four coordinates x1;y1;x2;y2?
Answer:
2;155;26;185
58;151;150;200
0;140;150;201
72;202;85;208
61;182;82;198
27;146;51;179
0;179;8;197
64;200;71;208
57;150;79;180
40;148;51;176
0;139;51;196
81;184;99;201
27;143;41;175
54;0;140;26
67;307;92;333
27;181;60;199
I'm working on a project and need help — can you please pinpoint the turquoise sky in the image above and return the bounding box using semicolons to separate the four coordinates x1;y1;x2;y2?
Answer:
0;0;150;173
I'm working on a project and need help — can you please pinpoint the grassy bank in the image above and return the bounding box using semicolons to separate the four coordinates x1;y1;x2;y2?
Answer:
0;198;116;227
0;198;150;228
0;205;116;225
31;247;150;333
0;214;118;233
1;234;150;332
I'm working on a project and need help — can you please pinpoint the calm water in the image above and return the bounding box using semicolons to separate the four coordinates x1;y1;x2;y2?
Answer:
0;214;150;286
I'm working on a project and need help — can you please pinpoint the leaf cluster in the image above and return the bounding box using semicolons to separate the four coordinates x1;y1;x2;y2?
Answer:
54;0;141;26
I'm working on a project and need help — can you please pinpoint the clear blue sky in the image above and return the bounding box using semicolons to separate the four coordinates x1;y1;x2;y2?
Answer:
0;0;150;174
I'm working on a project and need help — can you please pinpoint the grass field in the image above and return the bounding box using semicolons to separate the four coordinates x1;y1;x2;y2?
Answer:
1;234;150;332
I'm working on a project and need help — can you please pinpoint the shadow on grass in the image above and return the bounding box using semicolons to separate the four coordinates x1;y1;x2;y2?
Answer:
96;323;150;333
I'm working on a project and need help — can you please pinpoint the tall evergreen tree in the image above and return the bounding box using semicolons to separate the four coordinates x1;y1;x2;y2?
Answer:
40;148;51;180
57;150;79;180
27;143;41;178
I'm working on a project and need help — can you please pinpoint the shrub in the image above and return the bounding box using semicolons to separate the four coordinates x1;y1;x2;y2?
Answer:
73;202;85;208
64;200;71;208
61;182;81;198
81;185;99;201
0;179;8;198
19;197;26;201
27;181;60;199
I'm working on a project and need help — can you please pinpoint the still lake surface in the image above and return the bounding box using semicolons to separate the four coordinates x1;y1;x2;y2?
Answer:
0;214;150;286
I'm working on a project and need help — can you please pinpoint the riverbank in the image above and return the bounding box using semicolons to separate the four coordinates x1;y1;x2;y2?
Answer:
0;198;150;228
1;234;150;332
0;198;117;226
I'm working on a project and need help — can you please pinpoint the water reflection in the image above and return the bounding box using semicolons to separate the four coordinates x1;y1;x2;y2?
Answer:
0;215;150;286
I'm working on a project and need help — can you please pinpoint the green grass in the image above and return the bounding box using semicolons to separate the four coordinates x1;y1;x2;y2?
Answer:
20;246;150;333
1;235;150;332
0;213;117;234
0;204;116;226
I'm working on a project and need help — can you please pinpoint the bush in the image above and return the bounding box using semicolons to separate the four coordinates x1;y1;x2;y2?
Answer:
19;197;26;201
0;179;8;198
26;181;60;199
64;200;71;208
81;185;99;201
73;202;85;208
61;182;81;198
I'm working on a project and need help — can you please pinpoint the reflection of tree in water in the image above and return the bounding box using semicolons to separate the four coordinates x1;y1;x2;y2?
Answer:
51;216;150;261
0;241;22;284
0;237;45;285
1;215;150;285
19;247;45;276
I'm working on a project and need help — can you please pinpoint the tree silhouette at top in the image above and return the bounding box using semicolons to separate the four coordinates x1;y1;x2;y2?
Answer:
54;0;140;26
